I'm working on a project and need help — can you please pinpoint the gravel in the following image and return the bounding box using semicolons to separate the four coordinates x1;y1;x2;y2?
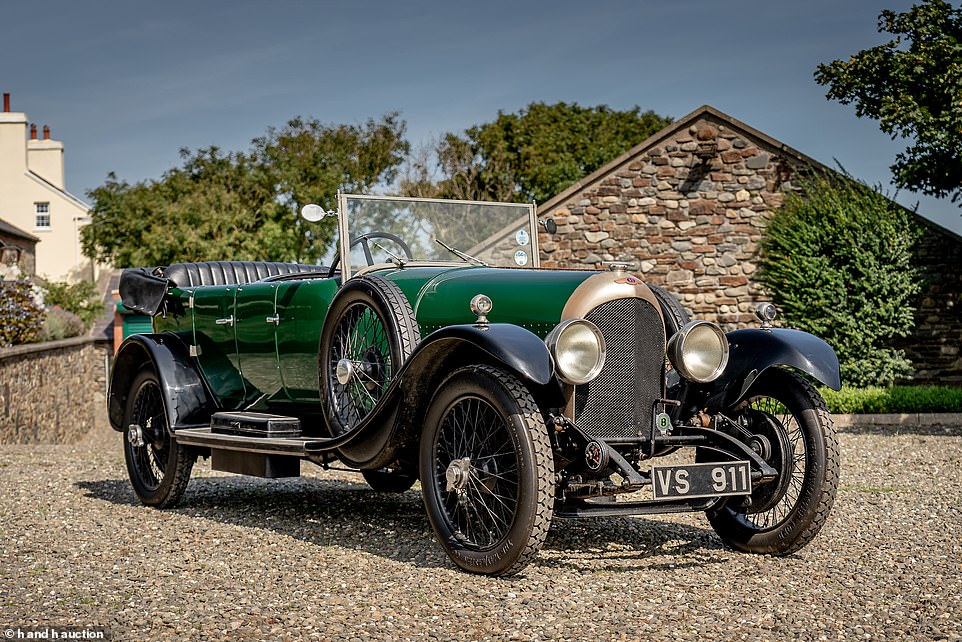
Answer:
1;420;960;641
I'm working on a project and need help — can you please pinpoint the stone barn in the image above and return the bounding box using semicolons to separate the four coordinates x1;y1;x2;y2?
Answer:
537;105;962;385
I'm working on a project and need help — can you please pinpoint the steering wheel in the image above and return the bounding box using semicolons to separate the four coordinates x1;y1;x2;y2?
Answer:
328;232;414;278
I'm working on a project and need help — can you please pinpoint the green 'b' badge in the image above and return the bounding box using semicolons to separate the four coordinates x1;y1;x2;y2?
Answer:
655;412;672;434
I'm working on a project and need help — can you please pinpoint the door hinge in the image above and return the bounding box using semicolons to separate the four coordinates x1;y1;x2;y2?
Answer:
189;344;202;357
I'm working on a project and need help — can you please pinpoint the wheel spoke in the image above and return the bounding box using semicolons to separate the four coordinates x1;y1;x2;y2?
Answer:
127;379;170;492
432;394;520;549
737;393;811;530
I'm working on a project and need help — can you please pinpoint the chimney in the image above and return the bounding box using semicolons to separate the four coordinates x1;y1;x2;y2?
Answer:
43;125;50;140
2;93;9;112
30;123;37;140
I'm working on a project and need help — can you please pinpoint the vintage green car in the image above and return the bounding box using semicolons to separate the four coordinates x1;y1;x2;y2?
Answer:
110;194;841;576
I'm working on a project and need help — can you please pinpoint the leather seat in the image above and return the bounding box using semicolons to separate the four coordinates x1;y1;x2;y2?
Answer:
163;261;324;288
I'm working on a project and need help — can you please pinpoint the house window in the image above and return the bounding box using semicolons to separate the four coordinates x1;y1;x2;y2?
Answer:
35;202;50;229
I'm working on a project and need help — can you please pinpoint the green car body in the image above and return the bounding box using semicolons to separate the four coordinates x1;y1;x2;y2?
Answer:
109;194;843;576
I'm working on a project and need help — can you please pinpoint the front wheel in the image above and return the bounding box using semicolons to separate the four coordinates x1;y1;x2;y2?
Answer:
706;368;839;555
122;369;195;507
419;365;554;576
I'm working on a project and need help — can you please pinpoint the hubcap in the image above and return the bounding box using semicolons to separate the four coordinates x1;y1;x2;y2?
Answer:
335;358;354;385
127;423;145;448
445;457;472;492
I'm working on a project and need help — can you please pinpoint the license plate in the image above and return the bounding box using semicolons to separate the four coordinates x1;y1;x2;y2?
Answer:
651;461;752;500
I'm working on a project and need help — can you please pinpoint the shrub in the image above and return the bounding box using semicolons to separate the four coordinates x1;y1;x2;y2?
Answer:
758;172;923;387
0;280;44;347
42;306;86;341
820;385;962;414
41;279;102;331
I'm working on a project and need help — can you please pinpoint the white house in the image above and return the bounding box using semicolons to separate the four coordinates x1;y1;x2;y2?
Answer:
0;92;93;282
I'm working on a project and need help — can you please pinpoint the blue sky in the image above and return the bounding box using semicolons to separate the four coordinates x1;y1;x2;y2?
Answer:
2;0;959;235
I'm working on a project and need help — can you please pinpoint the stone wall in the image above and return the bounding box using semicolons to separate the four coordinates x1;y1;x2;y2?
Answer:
0;336;111;443
541;112;797;328
896;222;962;385
538;106;962;385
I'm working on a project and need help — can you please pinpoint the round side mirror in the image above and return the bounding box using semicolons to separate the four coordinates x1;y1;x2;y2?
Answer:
540;218;558;234
301;203;326;222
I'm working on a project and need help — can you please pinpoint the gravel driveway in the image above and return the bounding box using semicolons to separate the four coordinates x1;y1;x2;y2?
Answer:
1;420;960;641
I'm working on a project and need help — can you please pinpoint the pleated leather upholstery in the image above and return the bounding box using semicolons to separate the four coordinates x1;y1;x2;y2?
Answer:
163;261;323;288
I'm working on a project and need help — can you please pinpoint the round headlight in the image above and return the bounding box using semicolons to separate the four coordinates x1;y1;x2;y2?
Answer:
546;319;606;385
667;321;729;383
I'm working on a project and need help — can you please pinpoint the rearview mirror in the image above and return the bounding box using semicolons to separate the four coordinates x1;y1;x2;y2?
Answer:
301;203;332;222
539;218;558;234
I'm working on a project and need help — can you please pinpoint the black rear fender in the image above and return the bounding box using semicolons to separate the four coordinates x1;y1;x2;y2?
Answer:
108;333;212;433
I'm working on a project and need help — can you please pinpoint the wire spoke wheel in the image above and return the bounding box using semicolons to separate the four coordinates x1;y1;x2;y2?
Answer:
129;379;167;489
740;396;805;529
707;368;839;555
319;276;420;437
329;303;394;429
420;365;553;576
435;396;520;548
122;369;194;508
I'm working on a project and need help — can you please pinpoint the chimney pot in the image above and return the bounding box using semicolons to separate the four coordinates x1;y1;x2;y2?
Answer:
30;124;37;140
2;93;9;112
43;125;50;140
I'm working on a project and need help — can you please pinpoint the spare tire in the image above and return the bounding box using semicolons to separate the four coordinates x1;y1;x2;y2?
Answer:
318;275;421;436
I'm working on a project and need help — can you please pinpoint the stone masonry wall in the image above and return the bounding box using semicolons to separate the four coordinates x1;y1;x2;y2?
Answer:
541;113;796;328
896;223;962;385
0;337;111;444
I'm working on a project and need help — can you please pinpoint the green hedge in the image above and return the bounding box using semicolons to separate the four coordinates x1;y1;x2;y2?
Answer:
819;386;962;414
758;172;922;387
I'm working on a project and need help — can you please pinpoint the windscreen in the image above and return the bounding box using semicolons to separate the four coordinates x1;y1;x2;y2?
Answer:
339;195;537;276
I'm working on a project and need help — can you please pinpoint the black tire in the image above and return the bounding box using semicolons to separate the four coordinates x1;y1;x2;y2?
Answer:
706;368;839;555
647;283;690;336
122;369;194;507
648;283;691;417
419;365;554;576
319;275;420;435
362;467;417;493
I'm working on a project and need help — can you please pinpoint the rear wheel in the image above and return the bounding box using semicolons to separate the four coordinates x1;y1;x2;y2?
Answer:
707;368;839;555
420;365;554;576
122;369;194;507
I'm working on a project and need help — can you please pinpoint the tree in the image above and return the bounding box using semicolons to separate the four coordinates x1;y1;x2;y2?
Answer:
253;113;409;260
758;172;923;387
815;0;962;202
82;114;409;267
401;102;671;203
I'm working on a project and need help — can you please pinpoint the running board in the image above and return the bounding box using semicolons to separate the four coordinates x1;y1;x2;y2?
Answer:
173;427;328;456
173;427;338;479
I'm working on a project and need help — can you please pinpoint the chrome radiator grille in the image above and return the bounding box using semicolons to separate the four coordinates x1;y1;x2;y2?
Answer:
575;298;666;440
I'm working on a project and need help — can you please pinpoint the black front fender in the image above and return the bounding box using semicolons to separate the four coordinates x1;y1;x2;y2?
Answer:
406;323;554;385
108;333;212;432
698;328;841;412
330;323;559;469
